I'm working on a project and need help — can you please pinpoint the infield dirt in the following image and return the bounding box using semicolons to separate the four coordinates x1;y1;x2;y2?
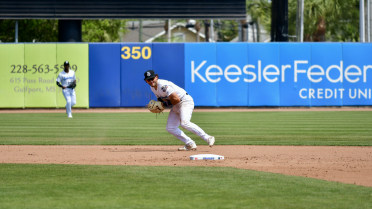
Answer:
1;145;371;187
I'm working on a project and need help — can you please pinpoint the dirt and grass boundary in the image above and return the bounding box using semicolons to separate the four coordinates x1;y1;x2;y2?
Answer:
1;107;371;187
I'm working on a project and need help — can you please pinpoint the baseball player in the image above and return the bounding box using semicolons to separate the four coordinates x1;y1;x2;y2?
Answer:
56;61;76;118
144;70;215;151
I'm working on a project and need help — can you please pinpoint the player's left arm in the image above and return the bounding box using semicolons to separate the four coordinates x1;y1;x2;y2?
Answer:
68;80;77;89
56;74;65;89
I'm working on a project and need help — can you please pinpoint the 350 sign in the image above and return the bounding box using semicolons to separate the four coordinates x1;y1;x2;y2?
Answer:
121;46;152;60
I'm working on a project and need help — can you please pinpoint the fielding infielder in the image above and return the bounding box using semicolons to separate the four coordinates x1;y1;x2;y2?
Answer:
56;61;76;118
144;70;215;151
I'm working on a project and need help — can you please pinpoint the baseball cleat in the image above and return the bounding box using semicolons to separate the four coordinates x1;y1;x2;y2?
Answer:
178;142;197;151
207;136;215;147
178;147;188;151
68;115;73;118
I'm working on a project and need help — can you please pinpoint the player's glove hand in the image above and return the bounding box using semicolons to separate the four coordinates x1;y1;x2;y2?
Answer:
68;83;76;89
157;97;172;107
147;100;165;113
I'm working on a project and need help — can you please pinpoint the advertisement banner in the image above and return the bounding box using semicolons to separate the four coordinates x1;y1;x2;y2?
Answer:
279;43;311;106
309;43;343;106
247;43;281;106
56;44;89;108
216;43;248;106
0;44;88;108
184;43;372;107
342;43;372;106
24;44;57;107
185;43;217;106
0;44;25;108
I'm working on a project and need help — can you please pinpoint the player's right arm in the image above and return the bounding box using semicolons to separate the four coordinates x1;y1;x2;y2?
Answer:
56;74;66;89
164;84;180;105
157;97;172;107
56;82;66;89
168;92;181;105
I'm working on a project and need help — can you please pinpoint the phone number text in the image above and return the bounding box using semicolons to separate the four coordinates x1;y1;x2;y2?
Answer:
10;64;78;74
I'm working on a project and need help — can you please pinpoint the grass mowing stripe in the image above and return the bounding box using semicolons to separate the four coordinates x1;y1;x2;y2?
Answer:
0;111;371;145
0;164;371;209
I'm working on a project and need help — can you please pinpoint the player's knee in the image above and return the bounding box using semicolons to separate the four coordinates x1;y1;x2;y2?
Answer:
166;126;177;134
166;126;173;133
180;120;191;129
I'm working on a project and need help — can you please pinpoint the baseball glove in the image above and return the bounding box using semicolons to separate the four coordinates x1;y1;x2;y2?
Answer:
147;100;164;113
67;83;76;89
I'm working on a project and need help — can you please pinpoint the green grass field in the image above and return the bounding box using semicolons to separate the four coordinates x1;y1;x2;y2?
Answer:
0;111;372;145
0;111;371;208
1;164;371;209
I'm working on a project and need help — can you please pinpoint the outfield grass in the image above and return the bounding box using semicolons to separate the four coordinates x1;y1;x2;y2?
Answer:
0;111;371;145
0;164;371;209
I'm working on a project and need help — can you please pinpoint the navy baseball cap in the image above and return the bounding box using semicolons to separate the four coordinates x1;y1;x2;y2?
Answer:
64;61;70;66
144;70;157;81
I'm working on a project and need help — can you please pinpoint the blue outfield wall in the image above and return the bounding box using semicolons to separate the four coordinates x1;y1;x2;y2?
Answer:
89;43;372;107
120;43;153;107
89;43;121;107
89;43;185;107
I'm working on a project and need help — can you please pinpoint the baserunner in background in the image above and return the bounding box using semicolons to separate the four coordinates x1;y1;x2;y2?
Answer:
56;61;77;118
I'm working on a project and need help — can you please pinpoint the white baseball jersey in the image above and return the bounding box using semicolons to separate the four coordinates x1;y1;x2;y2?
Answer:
150;79;187;102
56;70;76;87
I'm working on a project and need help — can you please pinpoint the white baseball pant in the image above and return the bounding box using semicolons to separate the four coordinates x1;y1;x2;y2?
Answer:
62;88;76;117
166;94;211;145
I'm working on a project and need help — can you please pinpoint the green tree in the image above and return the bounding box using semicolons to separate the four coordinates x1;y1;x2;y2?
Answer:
217;20;239;42
82;19;127;42
0;19;58;42
247;0;271;36
247;0;360;42
288;0;359;42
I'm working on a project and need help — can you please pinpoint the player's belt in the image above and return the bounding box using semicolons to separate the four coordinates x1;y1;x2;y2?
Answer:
180;93;189;102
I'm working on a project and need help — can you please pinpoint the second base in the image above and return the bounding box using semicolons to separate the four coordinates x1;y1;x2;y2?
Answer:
190;154;224;160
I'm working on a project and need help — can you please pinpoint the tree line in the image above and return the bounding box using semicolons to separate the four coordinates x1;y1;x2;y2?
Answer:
0;19;127;42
